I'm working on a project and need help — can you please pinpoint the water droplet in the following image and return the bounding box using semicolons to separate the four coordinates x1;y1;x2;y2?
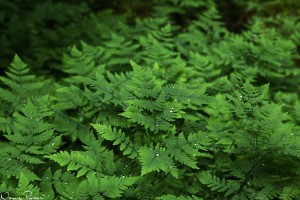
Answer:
51;143;55;145
169;107;174;113
291;133;294;136
155;153;159;157
125;165;128;168
262;163;265;166
239;95;243;101
194;143;197;146
121;175;125;178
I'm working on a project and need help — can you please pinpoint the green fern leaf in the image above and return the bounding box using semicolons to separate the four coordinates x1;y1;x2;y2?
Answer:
156;194;203;200
0;55;49;111
138;145;178;178
92;124;138;158
46;151;96;177
165;133;199;169
15;172;41;197
199;171;239;197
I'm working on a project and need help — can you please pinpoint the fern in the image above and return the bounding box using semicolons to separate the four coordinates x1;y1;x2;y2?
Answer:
279;187;300;200
121;61;183;133
0;116;13;134
62;41;105;76
14;173;41;197
74;173;138;199
0;96;61;182
1;1;300;199
156;194;203;200
92;124;138;158
0;55;49;113
164;133;199;169
199;171;240;197
46;151;97;177
138;144;178;178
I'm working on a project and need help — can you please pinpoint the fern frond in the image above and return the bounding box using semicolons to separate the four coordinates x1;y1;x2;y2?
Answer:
138;144;178;178
40;168;55;199
199;171;239;197
63;41;105;76
0;55;49;112
73;173;138;199
0;116;13;134
15;173;41;197
127;60;161;99
92;124;138;158
46;151;97;177
0;96;60;182
164;133;199;169
279;187;300;200
156;194;203;200
0;156;40;181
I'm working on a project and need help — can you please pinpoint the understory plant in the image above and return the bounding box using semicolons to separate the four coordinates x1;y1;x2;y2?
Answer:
1;0;300;199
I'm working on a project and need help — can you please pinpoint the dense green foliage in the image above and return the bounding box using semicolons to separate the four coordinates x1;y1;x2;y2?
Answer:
1;0;300;199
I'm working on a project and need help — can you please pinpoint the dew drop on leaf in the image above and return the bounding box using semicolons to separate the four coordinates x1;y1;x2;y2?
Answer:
239;95;243;101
